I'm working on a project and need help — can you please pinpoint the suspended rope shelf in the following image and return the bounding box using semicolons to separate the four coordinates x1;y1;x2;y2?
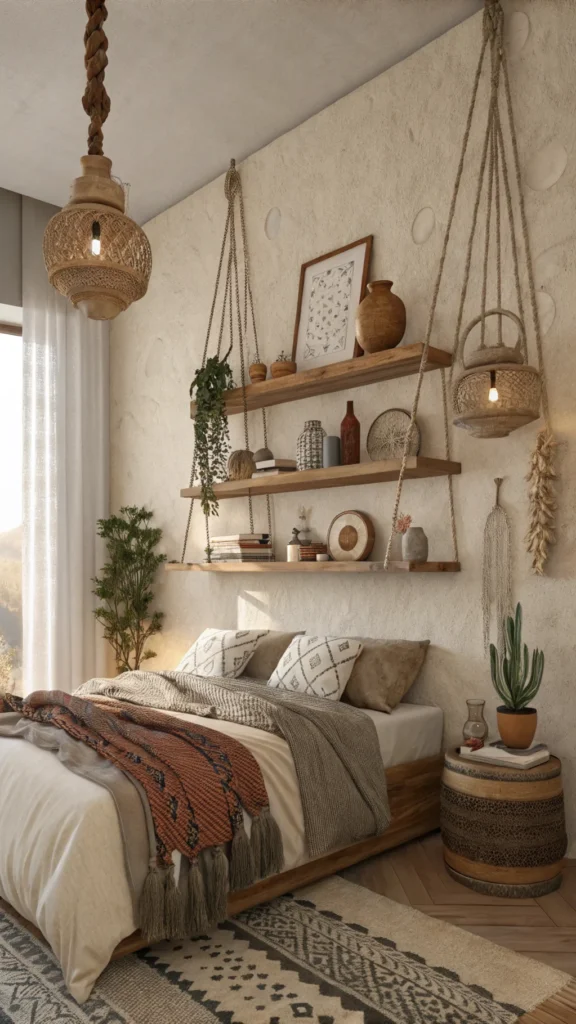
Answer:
180;456;460;500
189;344;452;418
166;561;461;574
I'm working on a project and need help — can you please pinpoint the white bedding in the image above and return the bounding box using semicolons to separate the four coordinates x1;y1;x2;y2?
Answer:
0;701;443;1002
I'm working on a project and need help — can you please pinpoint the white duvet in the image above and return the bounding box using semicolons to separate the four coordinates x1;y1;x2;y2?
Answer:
0;710;306;1003
0;702;443;1003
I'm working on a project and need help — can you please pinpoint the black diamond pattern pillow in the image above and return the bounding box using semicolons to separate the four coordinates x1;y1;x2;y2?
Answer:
267;635;363;700
176;628;269;678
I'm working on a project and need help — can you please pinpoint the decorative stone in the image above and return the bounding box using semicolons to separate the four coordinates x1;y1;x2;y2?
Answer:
525;141;568;192
412;207;435;245
536;291;556;336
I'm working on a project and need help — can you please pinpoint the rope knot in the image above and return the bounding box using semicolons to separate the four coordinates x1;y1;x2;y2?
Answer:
224;161;241;201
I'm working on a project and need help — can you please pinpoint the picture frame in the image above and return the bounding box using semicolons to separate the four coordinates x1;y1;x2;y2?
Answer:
292;235;373;371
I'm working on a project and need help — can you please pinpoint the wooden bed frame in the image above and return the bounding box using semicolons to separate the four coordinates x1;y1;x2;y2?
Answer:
1;753;443;961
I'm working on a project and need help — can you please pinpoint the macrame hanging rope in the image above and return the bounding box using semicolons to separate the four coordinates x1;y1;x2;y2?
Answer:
82;0;111;156
482;477;512;653
384;0;555;575
181;161;273;563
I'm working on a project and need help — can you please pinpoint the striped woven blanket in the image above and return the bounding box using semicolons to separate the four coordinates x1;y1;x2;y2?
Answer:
1;689;283;941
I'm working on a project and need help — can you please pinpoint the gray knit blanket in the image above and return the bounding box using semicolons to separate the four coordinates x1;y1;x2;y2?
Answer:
76;670;391;857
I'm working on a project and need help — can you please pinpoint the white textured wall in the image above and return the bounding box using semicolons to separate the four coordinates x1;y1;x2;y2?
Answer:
111;7;576;852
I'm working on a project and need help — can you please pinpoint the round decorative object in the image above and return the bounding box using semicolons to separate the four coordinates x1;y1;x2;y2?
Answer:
327;511;375;562
453;310;541;438
367;409;420;461
296;420;326;471
44;156;152;321
355;280;406;354
227;450;256;480
441;750;567;898
253;447;274;463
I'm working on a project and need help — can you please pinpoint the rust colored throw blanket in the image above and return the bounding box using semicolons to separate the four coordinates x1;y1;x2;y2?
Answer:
2;690;283;942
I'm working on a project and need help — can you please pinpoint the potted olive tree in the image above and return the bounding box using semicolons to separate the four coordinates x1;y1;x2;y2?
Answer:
490;603;544;749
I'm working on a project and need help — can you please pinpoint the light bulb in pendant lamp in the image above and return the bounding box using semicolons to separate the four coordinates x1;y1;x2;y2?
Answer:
42;0;152;320
488;370;499;403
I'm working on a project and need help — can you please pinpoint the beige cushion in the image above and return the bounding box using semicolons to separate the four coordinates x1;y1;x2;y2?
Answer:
343;638;430;712
241;631;304;681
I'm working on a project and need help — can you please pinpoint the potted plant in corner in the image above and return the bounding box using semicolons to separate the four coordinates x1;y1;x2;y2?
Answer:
490;603;544;749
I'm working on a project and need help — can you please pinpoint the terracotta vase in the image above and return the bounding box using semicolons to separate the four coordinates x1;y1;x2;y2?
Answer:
340;401;360;465
497;706;538;749
249;362;267;383
356;280;406;354
271;360;297;378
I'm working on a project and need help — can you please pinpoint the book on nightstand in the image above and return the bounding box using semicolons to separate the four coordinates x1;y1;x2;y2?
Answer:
458;742;550;770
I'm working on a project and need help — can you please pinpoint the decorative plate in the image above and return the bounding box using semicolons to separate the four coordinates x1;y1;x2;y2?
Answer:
327;510;375;562
366;408;421;461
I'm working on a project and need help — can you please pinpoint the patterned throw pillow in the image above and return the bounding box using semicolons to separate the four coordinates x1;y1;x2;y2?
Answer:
267;635;363;700
176;629;269;679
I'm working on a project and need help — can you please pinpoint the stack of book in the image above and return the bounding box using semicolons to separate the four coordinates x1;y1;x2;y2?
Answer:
299;543;328;561
252;458;297;477
207;534;274;563
459;741;550;770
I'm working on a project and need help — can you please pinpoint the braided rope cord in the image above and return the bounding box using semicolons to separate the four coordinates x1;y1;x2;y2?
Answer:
385;0;549;570
82;0;110;156
181;161;272;562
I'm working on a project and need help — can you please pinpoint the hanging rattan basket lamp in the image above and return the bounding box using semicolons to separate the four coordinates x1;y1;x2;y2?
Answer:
43;0;152;320
453;309;541;438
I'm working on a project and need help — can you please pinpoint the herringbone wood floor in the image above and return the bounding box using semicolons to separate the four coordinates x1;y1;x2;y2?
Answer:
341;830;576;1021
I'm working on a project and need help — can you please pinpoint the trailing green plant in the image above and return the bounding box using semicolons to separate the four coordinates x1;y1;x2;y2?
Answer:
190;355;234;517
92;506;166;673
489;603;544;710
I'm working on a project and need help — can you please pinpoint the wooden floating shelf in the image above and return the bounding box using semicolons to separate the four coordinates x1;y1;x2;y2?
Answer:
181;456;461;500
166;561;461;574
189;344;452;418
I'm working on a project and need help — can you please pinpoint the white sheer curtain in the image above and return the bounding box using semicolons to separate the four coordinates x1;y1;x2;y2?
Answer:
22;196;109;693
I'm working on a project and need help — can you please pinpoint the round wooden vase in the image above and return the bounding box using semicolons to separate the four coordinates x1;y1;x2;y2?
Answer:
271;360;296;378
356;281;406;354
441;750;567;898
497;707;537;749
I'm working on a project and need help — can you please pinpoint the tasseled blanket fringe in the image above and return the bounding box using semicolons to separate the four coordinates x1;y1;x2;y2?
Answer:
139;808;284;944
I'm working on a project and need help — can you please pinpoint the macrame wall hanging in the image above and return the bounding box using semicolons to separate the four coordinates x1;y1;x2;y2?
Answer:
180;160;273;563
482;478;512;652
385;0;556;578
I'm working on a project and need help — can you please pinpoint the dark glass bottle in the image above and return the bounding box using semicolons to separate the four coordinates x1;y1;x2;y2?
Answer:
340;401;360;465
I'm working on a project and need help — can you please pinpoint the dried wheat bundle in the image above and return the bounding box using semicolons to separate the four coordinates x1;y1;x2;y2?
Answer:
526;427;557;575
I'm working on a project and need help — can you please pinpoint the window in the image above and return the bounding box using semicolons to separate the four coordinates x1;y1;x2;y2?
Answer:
0;305;23;694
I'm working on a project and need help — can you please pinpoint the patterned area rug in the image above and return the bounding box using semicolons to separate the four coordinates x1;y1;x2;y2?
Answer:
0;875;572;1023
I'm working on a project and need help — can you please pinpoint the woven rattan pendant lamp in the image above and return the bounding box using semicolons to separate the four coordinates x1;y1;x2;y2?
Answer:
43;0;152;320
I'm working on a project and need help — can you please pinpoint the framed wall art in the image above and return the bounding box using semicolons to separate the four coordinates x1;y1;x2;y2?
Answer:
292;235;372;371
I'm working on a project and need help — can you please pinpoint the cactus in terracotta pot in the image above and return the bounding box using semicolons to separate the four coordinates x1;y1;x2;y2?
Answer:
271;350;297;378
490;603;544;749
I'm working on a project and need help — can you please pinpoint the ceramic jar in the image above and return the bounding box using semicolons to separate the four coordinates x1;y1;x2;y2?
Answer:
323;436;341;468
356;280;406;354
340;401;360;465
402;526;428;562
297;420;326;471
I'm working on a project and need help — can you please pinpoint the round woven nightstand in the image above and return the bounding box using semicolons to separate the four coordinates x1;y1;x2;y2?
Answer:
441;749;567;898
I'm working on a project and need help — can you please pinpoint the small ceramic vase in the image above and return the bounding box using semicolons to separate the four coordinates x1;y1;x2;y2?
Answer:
462;699;489;743
402;526;428;562
340;401;360;465
297;420;326;471
355;280;406;354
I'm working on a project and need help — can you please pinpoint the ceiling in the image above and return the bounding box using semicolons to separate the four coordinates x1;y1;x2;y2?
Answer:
0;0;482;224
